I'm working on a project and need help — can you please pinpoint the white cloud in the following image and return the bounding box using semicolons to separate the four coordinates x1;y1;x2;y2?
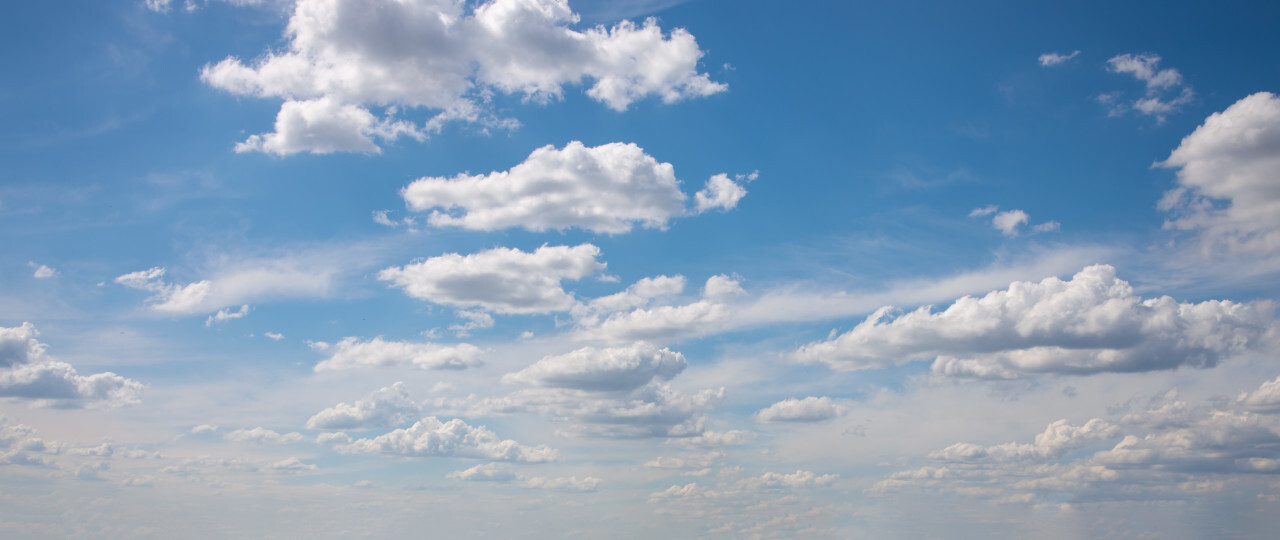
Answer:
205;304;250;326
201;0;725;154
1038;50;1080;67
306;382;421;430
449;310;494;337
337;416;557;462
1157;92;1280;257
755;396;844;423
503;342;686;392
693;173;748;213
379;244;605;314
233;97;425;156
447;463;599;491
264;332;284;341
312;337;482;372
28;262;56;279
793;265;1275;378
223;427;304;444
189;424;218;434
402;142;744;234
991;209;1029;237
574;274;742;343
115;259;336;315
0;323;143;408
1103;53;1195;121
270;457;317;472
968;205;998;217
875;377;1280;505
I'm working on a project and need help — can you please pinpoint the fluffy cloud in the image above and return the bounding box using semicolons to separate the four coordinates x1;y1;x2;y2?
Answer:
223;427;304;444
1102;53;1194;121
574;275;743;343
447;462;599;491
969;205;1057;237
502;342;686;392
311;337;482;372
306;382;421;430
0;323;143;408
875;377;1280;504
1157;92;1280;257
1038;50;1079;67
793;265;1275;378
402;142;747;234
379;244;605;314
337;416;558;463
205;304;249;326
755;396;844;423
201;0;725;154
28;262;56;279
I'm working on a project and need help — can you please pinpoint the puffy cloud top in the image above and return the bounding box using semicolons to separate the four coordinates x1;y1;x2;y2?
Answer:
793;265;1274;378
306;382;422;430
201;0;725;154
1158;92;1280;256
0;323;143;408
338;416;558;463
379;244;605;314
503;342;687;392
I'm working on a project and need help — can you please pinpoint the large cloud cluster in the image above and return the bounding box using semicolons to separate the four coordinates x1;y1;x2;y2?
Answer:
201;0;726;154
793;265;1274;378
333;416;558;463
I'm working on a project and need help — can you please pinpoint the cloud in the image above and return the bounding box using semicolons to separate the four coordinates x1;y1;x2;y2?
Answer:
992;210;1029;237
449;310;494;337
1157;92;1280;257
379;244;606;314
1102;53;1194;121
337;416;558;463
447;463;599;491
693;173;749;213
27;262;56;279
402;142;746;234
755;396;844;423
875;377;1280;504
1038;50;1080;67
312;337;482;372
793;265;1275;378
233;97;424;156
0;323;143;408
115;259;336;315
223;427;304;444
306;382;421;430
502;342;686;392
970;206;1056;237
264;332;284;341
201;0;725;154
205;304;249;326
574;275;741;343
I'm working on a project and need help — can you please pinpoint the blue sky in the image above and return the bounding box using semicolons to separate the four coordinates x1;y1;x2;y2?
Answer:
3;0;1280;537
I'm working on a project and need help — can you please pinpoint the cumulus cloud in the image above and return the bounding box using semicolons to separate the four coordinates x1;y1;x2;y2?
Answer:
402;142;747;234
449;310;494;337
755;396;844;423
1102;53;1194;121
0;323;143;408
503;342;686;392
447;462;599;491
876;377;1280;504
306;382;421;430
574;274;743;343
223;427;304;444
312;337;482;372
336;416;557;463
201;0;725;154
1038;50;1080;67
1157;92;1280;257
793;265;1275;378
379;244;605;314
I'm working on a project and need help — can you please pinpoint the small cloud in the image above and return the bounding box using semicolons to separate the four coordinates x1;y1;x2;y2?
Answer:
28;262;56;279
1038;50;1080;67
264;332;285;341
205;304;250;327
968;205;998;218
190;424;218;434
992;210;1030;237
1032;221;1061;233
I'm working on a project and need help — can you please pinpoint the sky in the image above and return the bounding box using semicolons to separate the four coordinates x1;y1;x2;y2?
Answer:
2;0;1280;537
